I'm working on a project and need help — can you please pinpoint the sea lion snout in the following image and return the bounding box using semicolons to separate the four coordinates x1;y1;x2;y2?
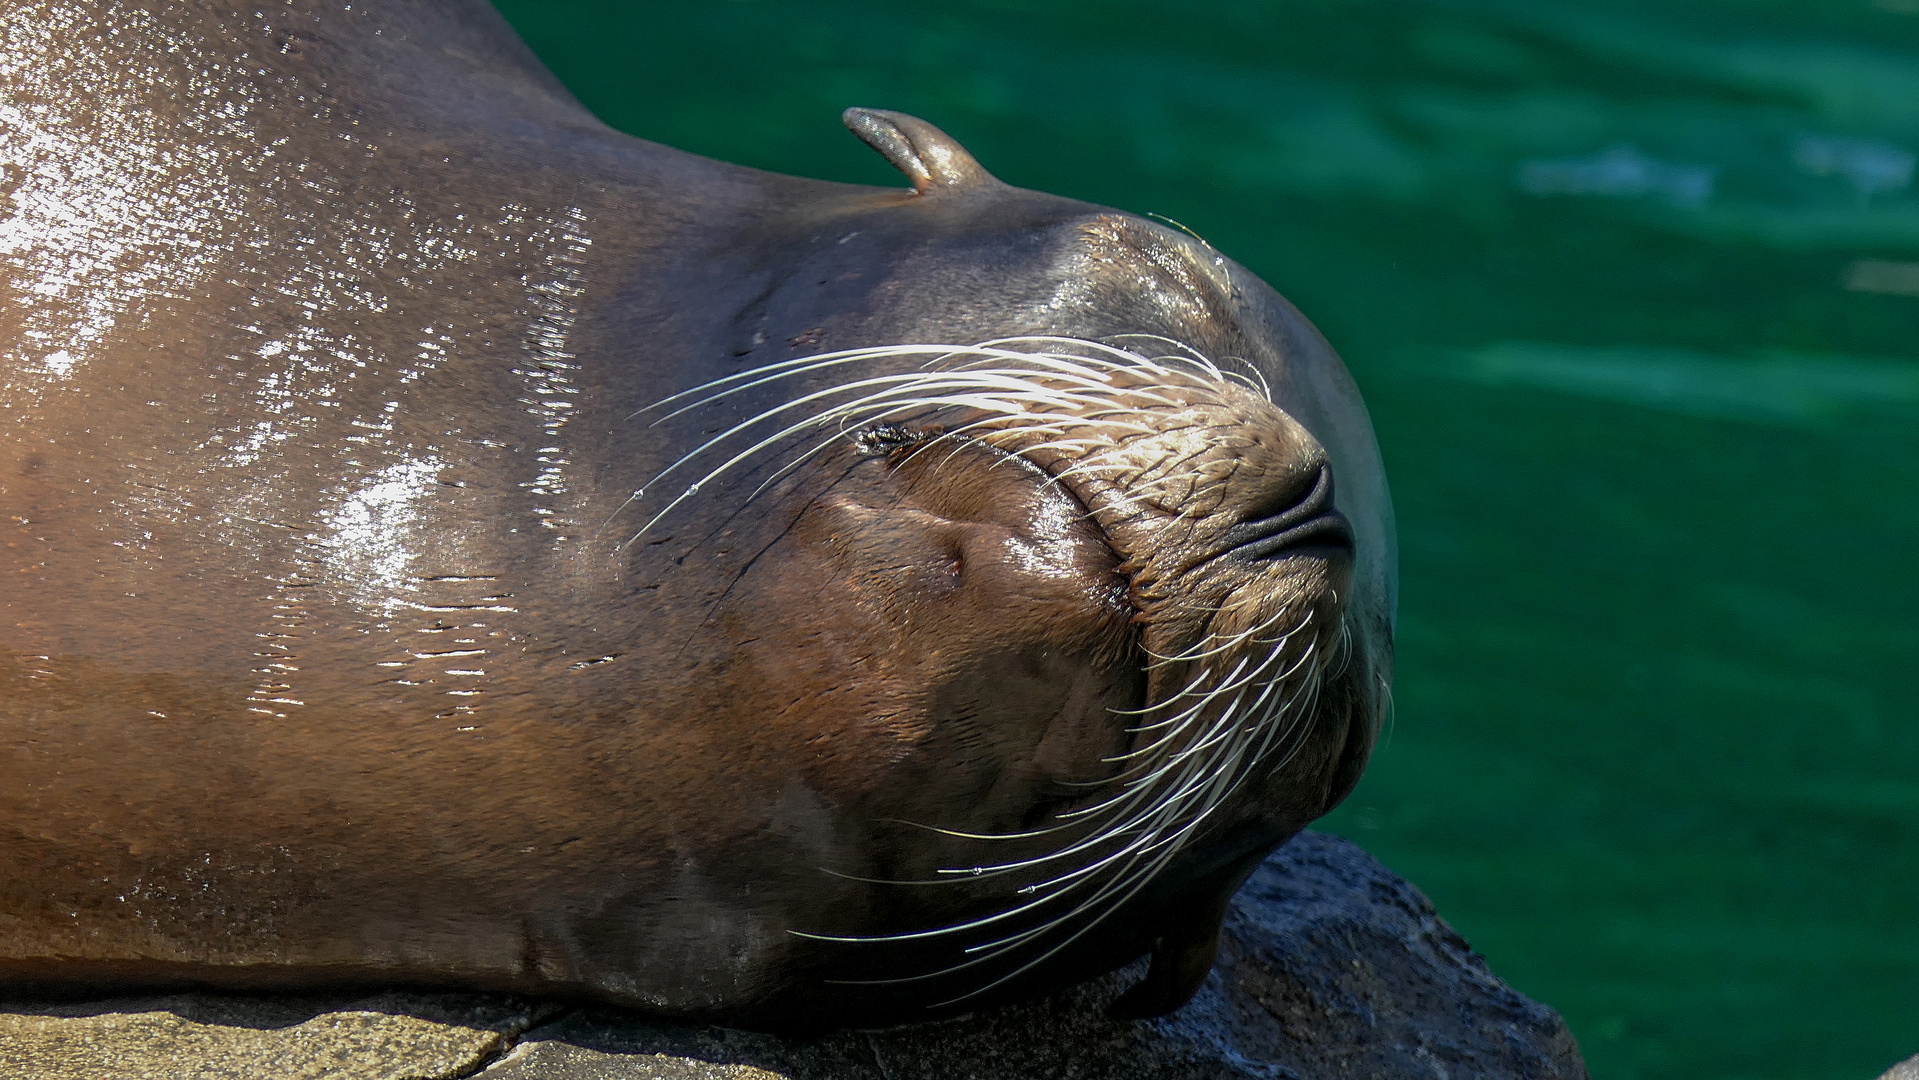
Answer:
639;339;1370;1011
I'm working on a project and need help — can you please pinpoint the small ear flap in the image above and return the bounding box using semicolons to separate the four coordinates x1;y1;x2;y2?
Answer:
842;107;1000;196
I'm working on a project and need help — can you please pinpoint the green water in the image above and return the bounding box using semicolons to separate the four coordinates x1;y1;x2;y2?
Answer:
492;1;1919;1075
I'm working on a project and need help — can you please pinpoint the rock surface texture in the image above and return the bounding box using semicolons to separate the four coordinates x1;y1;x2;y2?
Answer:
1;833;1589;1079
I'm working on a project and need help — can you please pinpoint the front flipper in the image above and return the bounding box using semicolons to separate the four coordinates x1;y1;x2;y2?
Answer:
1105;893;1231;1020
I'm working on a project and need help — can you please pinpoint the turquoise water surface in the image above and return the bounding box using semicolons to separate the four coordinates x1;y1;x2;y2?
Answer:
492;2;1919;1076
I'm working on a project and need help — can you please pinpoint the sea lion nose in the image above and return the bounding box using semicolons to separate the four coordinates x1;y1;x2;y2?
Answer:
1213;463;1354;562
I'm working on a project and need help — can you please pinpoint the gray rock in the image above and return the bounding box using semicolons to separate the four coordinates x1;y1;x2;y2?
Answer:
0;991;551;1080
1880;1054;1919;1080
0;833;1589;1080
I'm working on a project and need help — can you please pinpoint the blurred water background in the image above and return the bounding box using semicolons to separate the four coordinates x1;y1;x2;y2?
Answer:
491;1;1919;1076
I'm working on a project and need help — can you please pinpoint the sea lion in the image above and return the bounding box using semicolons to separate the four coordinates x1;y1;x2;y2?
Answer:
0;0;1395;1030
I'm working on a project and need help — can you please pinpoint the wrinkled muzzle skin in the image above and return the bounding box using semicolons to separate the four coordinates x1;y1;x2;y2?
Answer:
0;0;1393;1032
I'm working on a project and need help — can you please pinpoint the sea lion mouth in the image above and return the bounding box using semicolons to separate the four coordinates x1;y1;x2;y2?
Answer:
1211;465;1355;564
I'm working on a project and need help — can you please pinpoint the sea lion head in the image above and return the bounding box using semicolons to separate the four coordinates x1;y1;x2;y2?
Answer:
616;113;1394;1023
